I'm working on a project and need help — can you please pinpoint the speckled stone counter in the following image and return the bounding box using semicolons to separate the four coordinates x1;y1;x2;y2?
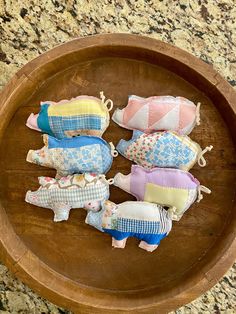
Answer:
0;0;235;313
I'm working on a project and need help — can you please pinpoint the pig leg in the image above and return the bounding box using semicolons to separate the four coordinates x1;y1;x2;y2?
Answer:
139;241;158;252
112;237;127;249
51;202;72;222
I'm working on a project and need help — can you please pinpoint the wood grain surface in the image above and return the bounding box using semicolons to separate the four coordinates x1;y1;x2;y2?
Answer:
0;34;235;313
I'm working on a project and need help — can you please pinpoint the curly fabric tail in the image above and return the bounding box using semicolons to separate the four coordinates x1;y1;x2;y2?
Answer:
197;185;211;202
109;142;119;157
198;145;213;167
100;91;113;111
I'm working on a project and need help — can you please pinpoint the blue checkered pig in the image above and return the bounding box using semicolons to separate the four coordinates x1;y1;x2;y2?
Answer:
85;200;176;252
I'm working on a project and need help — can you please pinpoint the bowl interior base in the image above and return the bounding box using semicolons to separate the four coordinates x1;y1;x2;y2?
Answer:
0;57;235;292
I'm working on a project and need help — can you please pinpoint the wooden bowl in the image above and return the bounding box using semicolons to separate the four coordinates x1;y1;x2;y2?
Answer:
0;34;235;313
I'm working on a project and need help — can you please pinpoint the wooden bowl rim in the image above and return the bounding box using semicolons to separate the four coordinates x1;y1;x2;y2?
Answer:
0;33;235;313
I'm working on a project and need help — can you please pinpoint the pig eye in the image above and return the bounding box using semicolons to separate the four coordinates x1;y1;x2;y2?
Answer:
88;202;91;205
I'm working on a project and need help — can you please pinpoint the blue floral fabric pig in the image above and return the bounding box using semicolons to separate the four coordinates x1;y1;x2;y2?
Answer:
27;134;118;177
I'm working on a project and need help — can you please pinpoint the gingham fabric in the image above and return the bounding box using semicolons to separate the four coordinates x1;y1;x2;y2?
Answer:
117;218;160;234
49;115;104;139
86;201;173;249
100;201;172;235
27;95;111;139
36;183;109;208
116;206;171;234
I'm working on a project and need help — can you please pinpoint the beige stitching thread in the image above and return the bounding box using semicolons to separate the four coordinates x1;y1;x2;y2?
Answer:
198;145;213;167
109;142;118;157
197;185;211;202
196;102;201;126
107;178;115;185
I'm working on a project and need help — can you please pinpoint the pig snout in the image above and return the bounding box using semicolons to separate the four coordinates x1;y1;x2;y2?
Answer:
116;139;130;155
26;148;48;166
25;191;38;205
113;173;131;192
26;113;41;131
112;108;124;124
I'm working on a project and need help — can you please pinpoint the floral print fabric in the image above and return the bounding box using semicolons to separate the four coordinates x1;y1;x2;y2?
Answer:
117;131;200;171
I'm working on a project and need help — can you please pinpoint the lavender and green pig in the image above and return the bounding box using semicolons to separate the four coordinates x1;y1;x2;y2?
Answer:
113;165;211;221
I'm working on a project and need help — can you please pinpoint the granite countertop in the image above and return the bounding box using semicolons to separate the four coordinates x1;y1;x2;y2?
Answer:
0;0;235;313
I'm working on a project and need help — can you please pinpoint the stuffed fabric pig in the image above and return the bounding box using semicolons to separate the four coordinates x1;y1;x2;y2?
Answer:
116;130;213;171
26;92;113;139
112;95;201;135
25;173;113;222
113;165;211;221
27;134;118;177
86;200;176;252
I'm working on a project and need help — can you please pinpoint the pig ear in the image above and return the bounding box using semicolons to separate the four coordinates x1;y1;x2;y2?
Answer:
38;176;56;186
103;200;117;209
26;150;34;163
132;130;143;140
56;171;69;179
42;134;49;146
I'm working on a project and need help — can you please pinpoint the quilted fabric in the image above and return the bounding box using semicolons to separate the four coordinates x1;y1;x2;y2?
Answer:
26;92;113;139
86;200;174;252
26;134;117;176
113;165;211;221
112;95;201;135
116;130;213;171
25;173;111;222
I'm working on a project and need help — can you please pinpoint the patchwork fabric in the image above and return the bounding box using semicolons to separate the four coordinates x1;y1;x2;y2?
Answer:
144;183;189;213
113;165;212;221
61;145;103;173
37;184;108;205
112;95;201;135
27;135;117;176
48;115;105;139
117;218;160;234
26;93;113;139
104;229;167;246
112;95;200;135
86;201;173;252
85;210;104;232
116;130;212;171
146;132;196;168
100;144;114;172
25;173;111;222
